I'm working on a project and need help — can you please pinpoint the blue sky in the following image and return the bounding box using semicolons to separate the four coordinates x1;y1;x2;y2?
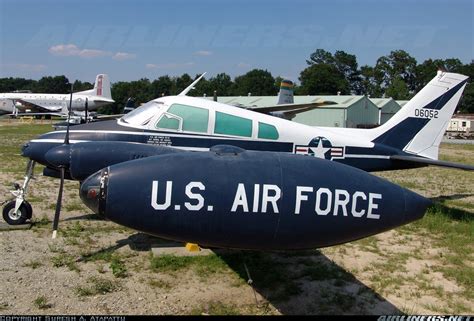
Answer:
0;0;472;83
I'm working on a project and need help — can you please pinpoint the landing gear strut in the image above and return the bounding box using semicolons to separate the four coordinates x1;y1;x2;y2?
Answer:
2;160;35;225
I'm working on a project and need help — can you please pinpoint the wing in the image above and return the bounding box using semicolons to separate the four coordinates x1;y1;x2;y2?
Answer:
94;114;124;120
245;101;336;119
15;98;62;112
390;155;474;171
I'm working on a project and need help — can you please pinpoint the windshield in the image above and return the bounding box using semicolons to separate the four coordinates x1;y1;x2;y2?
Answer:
120;100;163;126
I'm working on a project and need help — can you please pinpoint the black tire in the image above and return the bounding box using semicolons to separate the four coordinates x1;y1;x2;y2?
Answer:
2;201;30;225
23;201;33;219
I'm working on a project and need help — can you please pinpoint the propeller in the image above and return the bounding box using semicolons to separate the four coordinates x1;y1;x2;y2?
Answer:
52;83;73;239
84;97;88;123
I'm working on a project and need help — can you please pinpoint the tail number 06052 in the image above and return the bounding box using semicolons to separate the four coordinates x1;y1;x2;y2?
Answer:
414;109;438;119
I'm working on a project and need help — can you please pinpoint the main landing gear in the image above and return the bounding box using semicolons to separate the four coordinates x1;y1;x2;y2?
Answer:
2;160;35;225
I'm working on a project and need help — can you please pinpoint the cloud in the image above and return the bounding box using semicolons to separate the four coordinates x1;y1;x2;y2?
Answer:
2;63;47;72
237;62;251;68
49;44;110;58
146;64;158;69
194;50;213;56
112;52;136;61
48;44;81;56
49;44;135;60
146;62;195;69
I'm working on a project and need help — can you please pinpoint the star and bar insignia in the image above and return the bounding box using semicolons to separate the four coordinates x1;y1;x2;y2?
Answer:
294;137;344;160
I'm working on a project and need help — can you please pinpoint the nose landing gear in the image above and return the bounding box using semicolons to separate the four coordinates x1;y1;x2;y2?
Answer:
1;160;35;225
2;200;32;225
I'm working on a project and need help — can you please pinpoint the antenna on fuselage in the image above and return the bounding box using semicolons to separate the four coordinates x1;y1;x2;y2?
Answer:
178;72;206;96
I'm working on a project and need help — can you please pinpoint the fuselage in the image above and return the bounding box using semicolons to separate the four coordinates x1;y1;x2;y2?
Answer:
23;95;418;178
0;92;112;114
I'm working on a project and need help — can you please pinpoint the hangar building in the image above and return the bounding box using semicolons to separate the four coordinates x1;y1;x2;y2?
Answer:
208;95;380;128
369;98;402;125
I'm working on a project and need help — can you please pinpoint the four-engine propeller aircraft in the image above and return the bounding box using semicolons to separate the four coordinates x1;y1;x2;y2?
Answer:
1;71;471;249
0;74;114;117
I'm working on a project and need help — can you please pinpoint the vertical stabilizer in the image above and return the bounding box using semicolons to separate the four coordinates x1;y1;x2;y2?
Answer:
369;71;468;159
277;80;294;105
77;74;112;100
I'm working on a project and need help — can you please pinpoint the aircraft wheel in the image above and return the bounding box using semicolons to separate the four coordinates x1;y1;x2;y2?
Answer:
2;201;31;225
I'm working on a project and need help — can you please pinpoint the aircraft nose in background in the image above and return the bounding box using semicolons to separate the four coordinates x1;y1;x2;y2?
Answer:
80;169;105;216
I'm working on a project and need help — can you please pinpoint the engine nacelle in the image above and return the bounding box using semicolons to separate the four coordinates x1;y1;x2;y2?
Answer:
45;141;184;181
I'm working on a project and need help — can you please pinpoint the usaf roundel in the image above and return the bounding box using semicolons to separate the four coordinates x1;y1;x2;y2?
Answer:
294;136;344;160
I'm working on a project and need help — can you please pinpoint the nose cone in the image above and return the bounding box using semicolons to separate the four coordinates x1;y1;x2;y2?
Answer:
45;145;71;168
21;143;30;156
403;188;432;224
80;170;104;215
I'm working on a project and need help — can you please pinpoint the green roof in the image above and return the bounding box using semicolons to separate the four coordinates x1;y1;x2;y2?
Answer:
369;98;395;108
204;95;369;109
396;100;410;107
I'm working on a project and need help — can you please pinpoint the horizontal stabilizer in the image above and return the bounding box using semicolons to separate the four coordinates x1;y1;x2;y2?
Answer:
391;155;474;171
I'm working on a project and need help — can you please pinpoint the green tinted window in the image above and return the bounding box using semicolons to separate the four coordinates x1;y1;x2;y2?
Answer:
215;112;252;137
156;114;180;130
168;104;208;133
258;122;279;140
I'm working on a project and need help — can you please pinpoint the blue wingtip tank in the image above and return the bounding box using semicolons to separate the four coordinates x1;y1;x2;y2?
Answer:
81;145;431;250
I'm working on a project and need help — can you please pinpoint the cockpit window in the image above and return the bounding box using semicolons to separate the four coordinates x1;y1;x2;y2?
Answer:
156;104;209;133
215;112;252;137
121;101;162;125
258;122;279;140
156;113;181;130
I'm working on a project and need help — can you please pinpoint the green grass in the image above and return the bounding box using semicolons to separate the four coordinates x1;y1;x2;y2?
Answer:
110;256;128;278
64;202;86;212
24;259;43;269
74;276;120;297
81;247;115;262
149;253;228;278
51;253;80;272
401;203;473;299
148;278;172;289
33;296;52;310
209;251;311;302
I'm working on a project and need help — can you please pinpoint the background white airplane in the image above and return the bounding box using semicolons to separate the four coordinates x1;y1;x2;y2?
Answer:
0;74;114;116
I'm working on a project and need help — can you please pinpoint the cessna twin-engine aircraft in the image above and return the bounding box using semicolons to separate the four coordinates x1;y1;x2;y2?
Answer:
0;74;114;116
2;71;471;250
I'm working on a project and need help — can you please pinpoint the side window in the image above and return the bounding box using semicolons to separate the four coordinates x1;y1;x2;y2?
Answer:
167;104;209;133
215;112;252;137
258;122;279;140
156;113;181;130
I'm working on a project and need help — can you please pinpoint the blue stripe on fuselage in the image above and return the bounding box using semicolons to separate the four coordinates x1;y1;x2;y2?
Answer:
372;117;430;150
40;128;294;153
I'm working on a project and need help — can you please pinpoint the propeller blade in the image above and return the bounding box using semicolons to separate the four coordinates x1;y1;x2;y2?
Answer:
65;83;73;145
52;167;65;239
85;97;88;123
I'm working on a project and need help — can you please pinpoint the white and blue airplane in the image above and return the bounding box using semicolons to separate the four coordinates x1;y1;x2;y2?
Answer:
3;71;472;227
24;71;473;172
0;74;114;116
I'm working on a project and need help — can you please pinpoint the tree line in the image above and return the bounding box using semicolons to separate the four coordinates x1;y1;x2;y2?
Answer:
0;49;472;114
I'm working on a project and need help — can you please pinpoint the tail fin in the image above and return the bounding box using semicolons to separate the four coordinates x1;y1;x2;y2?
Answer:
77;74;112;100
369;71;468;159
123;97;136;114
277;79;294;104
